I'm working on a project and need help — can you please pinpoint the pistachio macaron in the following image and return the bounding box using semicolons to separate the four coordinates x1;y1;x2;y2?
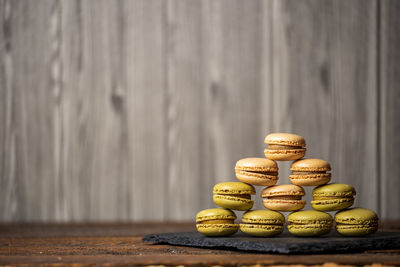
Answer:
288;210;333;237
196;208;239;236
261;184;306;211
235;158;279;186
213;182;256;211
264;133;306;161
290;158;331;186
311;183;356;211
240;210;285;237
335;208;379;236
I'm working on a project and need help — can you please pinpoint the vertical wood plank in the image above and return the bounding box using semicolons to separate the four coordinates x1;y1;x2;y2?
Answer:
60;0;166;221
0;0;63;221
380;0;400;219
165;0;205;220
203;0;266;211
269;0;379;211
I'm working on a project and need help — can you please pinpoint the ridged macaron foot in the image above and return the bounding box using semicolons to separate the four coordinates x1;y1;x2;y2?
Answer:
261;184;306;212
213;182;256;211
290;158;331;186
196;208;239;236
264;133;306;161
311;183;356;211
240;210;285;237
335;208;379;236
288;210;333;237
235;158;279;186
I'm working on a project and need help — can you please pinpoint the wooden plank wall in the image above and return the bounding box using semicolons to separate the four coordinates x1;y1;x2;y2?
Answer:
0;0;399;221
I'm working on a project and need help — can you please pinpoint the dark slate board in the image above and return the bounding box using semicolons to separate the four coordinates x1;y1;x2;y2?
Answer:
142;230;400;254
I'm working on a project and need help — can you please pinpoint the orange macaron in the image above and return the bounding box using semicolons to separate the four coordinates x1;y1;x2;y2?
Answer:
235;158;279;186
261;184;306;212
290;158;331;186
264;133;306;161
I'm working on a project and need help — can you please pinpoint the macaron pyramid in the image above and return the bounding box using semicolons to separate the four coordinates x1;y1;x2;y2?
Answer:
196;132;379;237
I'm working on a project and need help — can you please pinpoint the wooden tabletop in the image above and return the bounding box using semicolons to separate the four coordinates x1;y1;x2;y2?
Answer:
1;222;400;266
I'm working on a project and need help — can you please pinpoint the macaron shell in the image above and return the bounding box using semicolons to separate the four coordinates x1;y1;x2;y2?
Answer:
240;224;283;237
241;210;285;224
263;199;306;211
213;182;256;195
289;173;331;186
311;198;354;211
261;184;305;197
336;224;378;236
290;158;331;172
264;148;306;161
264;133;306;147
334;207;379;224
236;170;278;186
288;223;331;237
196;208;237;223
312;183;356;198
213;194;254;211
235;157;278;172
197;223;239;236
288;210;333;224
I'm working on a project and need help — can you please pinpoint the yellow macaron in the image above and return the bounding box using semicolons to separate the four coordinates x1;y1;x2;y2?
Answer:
213;182;256;211
264;133;306;161
290;158;331;186
288;210;333;237
311;183;356;211
196;208;239;236
335;208;379;236
240;210;285;237
235;157;278;186
261;184;306;211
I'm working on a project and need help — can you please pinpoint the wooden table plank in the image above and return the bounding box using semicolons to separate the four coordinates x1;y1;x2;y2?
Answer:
0;223;399;265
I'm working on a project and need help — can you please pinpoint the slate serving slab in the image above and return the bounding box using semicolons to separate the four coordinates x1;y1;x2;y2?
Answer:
143;230;400;254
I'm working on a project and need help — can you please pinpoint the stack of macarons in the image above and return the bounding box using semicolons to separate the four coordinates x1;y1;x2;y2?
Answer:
196;133;379;237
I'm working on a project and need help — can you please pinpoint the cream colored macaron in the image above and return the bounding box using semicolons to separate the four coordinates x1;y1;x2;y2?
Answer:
261;184;306;211
264;133;306;161
235;158;278;186
290;158;331;186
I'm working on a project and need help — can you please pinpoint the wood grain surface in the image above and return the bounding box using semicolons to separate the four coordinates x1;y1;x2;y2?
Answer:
380;0;400;220
0;0;399;222
0;222;399;265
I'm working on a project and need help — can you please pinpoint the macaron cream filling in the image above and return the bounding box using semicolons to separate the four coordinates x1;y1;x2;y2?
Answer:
216;193;252;200
267;144;303;150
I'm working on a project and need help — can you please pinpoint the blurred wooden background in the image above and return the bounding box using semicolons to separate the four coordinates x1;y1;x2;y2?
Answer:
0;0;399;222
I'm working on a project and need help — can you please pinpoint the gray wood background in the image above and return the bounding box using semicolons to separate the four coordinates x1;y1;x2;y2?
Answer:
0;0;399;222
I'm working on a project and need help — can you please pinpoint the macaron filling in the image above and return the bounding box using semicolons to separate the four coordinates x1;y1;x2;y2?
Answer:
267;195;302;200
216;193;251;200
268;144;303;150
292;171;327;175
200;219;234;224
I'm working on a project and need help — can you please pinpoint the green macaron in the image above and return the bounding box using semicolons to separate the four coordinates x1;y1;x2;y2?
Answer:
196;208;239;236
240;210;285;237
288;210;333;237
213;182;256;211
311;183;356;211
335;208;379;236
